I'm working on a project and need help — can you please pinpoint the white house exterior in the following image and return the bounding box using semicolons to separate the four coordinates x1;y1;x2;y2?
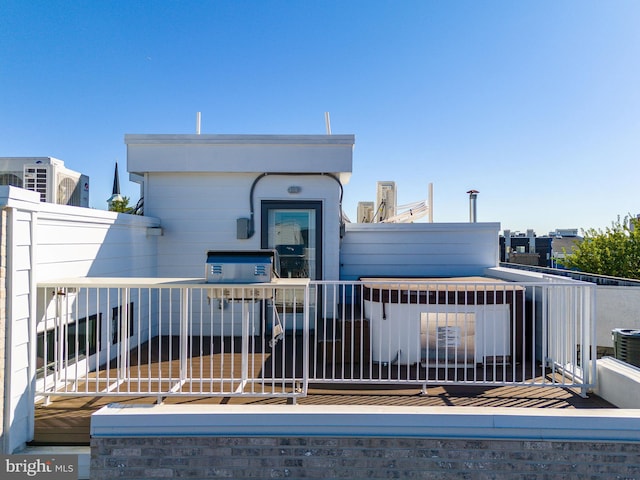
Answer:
1;133;639;479
125;134;354;280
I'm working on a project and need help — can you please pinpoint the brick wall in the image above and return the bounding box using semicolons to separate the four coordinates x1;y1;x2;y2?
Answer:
90;436;640;479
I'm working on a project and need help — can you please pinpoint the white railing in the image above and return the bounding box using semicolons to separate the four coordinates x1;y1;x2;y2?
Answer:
35;278;310;401
34;277;596;400
311;279;596;396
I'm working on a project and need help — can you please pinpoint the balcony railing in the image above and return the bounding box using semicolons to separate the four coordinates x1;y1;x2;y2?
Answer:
34;277;596;402
311;279;596;397
35;278;310;402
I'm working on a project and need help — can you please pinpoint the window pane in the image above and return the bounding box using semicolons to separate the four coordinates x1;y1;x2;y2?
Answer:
267;209;316;279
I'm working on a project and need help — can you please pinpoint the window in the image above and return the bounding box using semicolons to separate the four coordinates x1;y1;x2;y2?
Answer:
67;314;100;359
112;302;135;344
37;313;102;376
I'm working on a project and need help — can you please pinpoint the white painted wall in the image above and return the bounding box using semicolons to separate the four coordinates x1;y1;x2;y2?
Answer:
339;222;501;280
36;203;160;280
489;267;640;350
0;186;161;452
126;134;354;282
595;357;640;408
144;172;343;280
126;134;354;184
91;403;640;442
595;286;640;349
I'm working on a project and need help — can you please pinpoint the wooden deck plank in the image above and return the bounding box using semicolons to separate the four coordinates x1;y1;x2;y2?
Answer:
33;382;613;446
32;336;614;446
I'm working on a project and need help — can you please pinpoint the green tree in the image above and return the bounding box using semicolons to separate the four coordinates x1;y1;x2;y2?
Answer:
559;215;640;279
109;196;131;213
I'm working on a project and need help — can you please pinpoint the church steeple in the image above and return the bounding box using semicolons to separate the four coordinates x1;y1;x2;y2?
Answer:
107;161;123;208
112;161;121;197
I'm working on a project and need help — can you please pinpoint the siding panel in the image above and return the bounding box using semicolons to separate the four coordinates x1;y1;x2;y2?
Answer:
1;187;162;452
36;208;160;280
146;173;342;279
340;223;500;280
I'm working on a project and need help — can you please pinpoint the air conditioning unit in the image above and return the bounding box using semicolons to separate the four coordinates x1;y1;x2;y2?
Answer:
613;328;640;368
0;157;89;207
376;181;396;222
357;201;374;223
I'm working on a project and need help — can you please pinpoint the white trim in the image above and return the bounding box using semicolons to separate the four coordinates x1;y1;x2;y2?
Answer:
0;186;41;210
27;210;37;442
595;357;640;408
37;278;309;289
124;134;355;146
345;222;501;233
91;404;640;442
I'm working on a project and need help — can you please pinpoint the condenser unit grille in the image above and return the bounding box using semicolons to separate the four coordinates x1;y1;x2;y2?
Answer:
58;175;81;206
0;172;23;188
613;328;640;368
24;167;48;202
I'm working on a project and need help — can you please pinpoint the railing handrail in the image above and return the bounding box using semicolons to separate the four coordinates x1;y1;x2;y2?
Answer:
34;277;596;400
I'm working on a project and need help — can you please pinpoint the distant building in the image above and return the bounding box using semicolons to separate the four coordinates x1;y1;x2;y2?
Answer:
500;229;582;268
549;229;582;268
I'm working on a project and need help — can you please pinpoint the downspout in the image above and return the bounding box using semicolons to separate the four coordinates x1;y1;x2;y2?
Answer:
247;172;345;239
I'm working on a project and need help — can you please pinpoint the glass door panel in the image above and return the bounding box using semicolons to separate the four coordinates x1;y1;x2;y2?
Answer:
262;201;322;331
262;201;322;280
268;209;315;279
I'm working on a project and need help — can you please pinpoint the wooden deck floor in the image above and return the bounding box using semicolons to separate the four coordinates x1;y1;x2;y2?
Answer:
33;384;614;446
32;336;615;446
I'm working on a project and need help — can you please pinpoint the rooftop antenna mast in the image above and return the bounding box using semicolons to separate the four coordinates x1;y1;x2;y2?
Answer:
196;112;201;135
428;182;434;222
324;112;332;135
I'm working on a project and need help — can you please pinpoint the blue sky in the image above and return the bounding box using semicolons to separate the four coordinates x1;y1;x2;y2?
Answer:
2;1;639;234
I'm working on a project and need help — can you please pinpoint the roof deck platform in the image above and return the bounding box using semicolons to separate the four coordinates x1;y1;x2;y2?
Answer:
32;335;614;446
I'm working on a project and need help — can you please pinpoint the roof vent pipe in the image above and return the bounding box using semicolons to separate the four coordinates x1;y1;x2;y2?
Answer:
196;112;201;135
467;189;479;223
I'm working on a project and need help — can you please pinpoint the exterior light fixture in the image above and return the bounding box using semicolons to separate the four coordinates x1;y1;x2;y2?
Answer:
288;186;302;194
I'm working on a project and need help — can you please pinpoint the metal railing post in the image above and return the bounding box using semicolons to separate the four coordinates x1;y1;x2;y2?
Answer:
180;288;189;386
